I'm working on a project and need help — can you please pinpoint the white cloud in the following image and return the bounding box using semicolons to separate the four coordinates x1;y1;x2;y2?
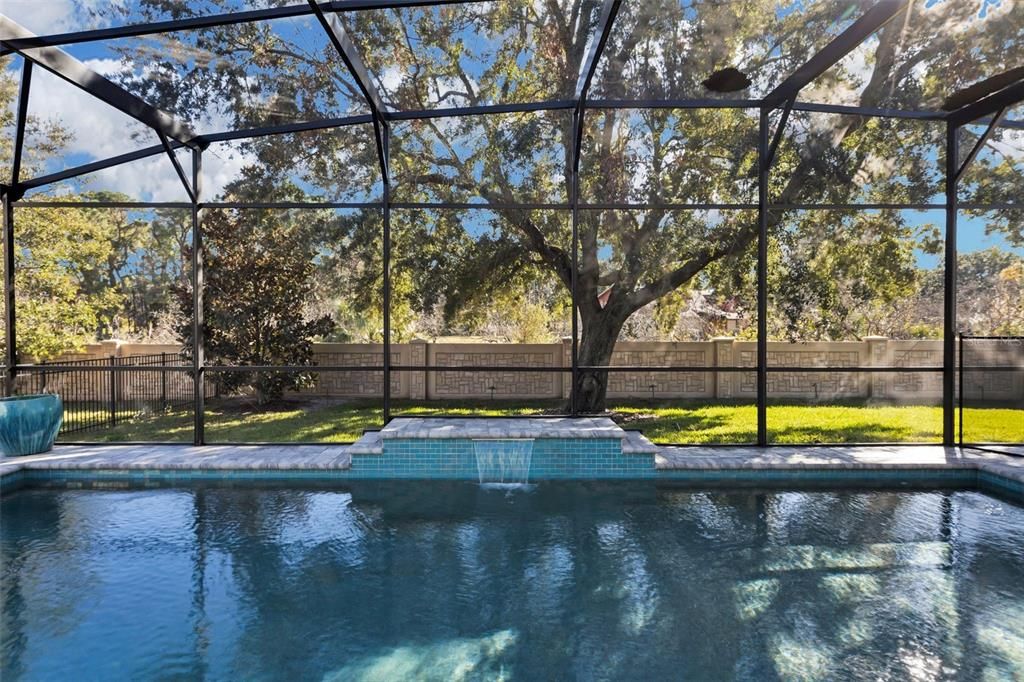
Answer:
203;144;258;197
18;53;257;200
1;0;124;34
90;153;192;201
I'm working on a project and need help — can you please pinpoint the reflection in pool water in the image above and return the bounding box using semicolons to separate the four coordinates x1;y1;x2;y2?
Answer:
2;483;1023;680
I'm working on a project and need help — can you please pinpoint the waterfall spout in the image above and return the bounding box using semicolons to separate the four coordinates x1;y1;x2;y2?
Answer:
472;439;534;485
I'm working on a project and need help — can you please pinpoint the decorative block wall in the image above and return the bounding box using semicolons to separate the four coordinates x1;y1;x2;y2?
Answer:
24;337;1022;405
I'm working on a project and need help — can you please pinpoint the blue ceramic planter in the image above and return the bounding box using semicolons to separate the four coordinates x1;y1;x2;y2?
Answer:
0;394;64;457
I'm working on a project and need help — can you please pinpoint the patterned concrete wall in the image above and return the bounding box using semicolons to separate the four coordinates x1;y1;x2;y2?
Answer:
23;338;1022;404
427;343;562;399
961;338;1024;404
298;344;400;398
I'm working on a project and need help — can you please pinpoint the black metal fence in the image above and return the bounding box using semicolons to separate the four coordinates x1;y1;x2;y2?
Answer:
16;353;205;436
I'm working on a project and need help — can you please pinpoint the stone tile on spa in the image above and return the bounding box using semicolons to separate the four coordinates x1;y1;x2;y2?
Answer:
621;430;659;454
379;417;625;440
349;431;384;455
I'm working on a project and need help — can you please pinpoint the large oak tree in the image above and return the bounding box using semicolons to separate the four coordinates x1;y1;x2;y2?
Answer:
75;0;1024;409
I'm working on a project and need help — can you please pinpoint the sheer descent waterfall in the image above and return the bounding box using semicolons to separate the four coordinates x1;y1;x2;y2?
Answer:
472;439;534;485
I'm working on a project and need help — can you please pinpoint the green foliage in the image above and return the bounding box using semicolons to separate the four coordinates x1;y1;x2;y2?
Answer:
5;3;1023;410
178;206;336;403
92;1;1024;354
8;203;124;361
770;211;923;341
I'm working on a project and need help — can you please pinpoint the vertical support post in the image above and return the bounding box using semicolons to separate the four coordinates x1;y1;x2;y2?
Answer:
943;122;958;446
4;61;32;398
161;351;168;411
381;123;392;423
756;108;770;446
191;148;205;445
570;108;581;416
957;333;964;447
109;355;117;426
2;192;15;397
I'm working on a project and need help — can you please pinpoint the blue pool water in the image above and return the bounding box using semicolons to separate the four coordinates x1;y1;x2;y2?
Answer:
2;483;1023;680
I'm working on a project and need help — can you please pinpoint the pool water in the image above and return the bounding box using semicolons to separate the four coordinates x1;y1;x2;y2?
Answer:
3;483;1023;681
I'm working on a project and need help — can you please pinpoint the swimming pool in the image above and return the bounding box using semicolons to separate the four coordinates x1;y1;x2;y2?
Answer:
3;483;1023;680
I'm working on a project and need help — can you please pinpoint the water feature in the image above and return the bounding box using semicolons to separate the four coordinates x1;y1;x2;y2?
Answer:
472;439;534;485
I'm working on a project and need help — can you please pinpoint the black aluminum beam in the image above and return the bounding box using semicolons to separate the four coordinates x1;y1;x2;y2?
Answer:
2;192;15;396
307;0;391;420
947;78;1024;127
0;17;202;149
389;100;576;120
333;0;485;8
307;1;389;118
0;1;487;53
572;0;622;173
16;201;193;209
756;109;769;446
575;0;622;106
10;61;32;190
570;109;580;416
157;131;195;202
18;142;178;192
204;201;380;209
942;122;958;446
789;101;944;121
955;107;1007;184
588;98;762;110
762;0;910;111
587;98;968;122
0;5;314;52
4;60;31;392
307;0;389;184
198;114;373;144
764;96;795;170
381;126;392;420
568;0;621;414
191;149;205;444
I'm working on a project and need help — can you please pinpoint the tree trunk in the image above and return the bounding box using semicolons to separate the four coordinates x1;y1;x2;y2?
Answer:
570;308;626;413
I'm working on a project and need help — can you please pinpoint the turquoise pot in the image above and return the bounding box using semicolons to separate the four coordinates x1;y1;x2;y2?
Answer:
0;395;64;457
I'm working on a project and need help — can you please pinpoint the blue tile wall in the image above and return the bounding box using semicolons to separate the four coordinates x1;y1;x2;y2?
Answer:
1;440;1022;506
978;470;1024;501
350;438;654;480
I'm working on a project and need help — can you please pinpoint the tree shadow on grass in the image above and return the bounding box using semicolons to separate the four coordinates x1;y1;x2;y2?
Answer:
202;398;382;442
766;423;938;444
609;400;757;444
79;398;958;446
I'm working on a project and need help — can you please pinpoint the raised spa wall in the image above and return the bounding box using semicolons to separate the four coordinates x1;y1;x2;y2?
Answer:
345;418;658;480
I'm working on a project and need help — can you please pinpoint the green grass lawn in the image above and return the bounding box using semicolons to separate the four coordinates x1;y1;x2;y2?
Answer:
65;398;1024;445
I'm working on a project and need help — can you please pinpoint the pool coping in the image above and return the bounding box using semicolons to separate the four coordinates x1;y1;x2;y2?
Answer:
2;443;1023;501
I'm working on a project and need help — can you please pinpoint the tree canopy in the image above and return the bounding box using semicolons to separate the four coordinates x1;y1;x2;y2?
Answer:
3;0;1023;408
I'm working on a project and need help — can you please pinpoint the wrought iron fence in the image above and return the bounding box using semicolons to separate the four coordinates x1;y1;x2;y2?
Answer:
16;353;211;437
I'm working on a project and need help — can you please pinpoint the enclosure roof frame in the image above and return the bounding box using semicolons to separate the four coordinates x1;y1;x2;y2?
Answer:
3;0;1024;194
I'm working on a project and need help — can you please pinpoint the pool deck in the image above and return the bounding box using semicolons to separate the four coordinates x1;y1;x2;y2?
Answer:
2;417;1022;487
3;442;1023;483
